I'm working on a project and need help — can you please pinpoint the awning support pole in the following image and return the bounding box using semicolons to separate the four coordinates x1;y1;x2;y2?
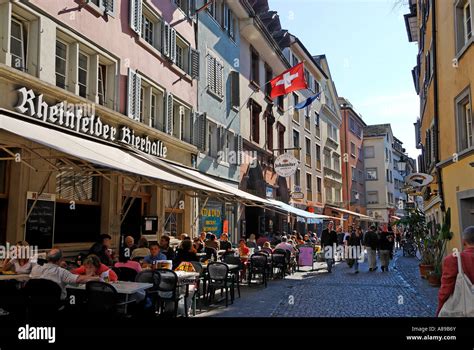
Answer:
22;169;54;226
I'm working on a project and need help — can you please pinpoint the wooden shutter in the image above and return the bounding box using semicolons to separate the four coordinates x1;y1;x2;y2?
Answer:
230;71;240;108
127;68;141;121
190;48;200;79
165;92;174;135
162;22;170;57
198;113;207;151
103;0;115;15
129;0;142;36
170;28;177;63
237;135;243;165
216;59;223;97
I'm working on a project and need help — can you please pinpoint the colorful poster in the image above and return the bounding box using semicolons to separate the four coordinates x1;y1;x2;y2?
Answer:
200;202;223;238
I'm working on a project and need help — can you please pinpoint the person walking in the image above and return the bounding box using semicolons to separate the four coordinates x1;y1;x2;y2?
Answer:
348;226;363;274
437;226;474;316
378;228;394;272
321;221;338;273
364;225;379;271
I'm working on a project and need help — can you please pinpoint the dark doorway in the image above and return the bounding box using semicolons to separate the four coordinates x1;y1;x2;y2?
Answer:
120;197;143;242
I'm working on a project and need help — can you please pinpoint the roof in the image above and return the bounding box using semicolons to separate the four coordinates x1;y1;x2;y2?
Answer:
363;124;392;137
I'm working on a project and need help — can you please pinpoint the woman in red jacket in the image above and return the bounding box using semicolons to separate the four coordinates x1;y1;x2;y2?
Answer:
72;254;118;282
437;226;474;315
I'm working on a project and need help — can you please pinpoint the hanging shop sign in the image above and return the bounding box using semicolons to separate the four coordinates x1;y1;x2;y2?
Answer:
200;202;223;237
274;153;299;177
291;192;304;200
405;173;434;188
14;87;167;158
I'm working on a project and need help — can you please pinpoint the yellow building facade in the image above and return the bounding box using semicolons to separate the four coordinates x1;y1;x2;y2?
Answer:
406;0;474;250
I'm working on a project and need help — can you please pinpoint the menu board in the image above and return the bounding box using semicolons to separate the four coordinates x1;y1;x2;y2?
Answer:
25;192;56;249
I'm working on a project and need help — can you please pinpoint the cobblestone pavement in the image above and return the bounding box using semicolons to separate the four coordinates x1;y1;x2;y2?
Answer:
199;250;439;317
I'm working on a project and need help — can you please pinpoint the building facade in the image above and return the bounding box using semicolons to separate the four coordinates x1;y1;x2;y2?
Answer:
339;97;367;228
0;0;208;253
363;124;396;224
405;0;474;249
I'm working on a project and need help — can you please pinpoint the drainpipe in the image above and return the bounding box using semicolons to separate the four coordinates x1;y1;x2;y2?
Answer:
432;0;446;213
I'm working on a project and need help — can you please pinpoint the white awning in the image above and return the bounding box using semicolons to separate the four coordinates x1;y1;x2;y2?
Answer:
0;115;226;194
131;152;273;206
267;199;331;220
326;206;371;220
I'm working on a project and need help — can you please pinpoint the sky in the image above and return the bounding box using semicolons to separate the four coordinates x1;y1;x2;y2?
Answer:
268;0;420;159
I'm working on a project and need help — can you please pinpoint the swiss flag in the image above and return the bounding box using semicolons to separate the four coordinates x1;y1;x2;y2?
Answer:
270;62;307;99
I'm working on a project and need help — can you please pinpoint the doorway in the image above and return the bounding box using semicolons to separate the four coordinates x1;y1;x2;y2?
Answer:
120;196;150;243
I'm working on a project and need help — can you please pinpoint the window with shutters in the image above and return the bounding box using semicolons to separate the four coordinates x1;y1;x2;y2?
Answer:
208;122;218;158
98;64;107;106
78;52;89;98
10;18;27;72
139;5;163;52
230;71;240;109
173;101;192;144
175;35;190;73
207;52;224;98
455;88;473;151
87;0;116;16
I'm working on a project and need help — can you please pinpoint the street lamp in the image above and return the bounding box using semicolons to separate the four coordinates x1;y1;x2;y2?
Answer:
397;154;407;176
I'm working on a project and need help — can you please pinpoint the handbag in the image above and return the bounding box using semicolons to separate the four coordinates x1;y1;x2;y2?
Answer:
438;249;474;317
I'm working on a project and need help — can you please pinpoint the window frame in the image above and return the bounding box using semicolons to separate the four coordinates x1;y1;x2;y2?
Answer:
55;39;68;89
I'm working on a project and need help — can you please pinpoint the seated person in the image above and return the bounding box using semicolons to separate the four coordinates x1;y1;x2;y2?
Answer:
142;242;167;269
88;234;113;266
219;233;232;252
114;255;142;273
238;239;250;257
274;236;296;254
120;235;137;260
2;241;34;274
193;237;204;253
246;234;258;249
72;254;118;282
205;234;220;250
30;248;99;300
261;241;273;255
173;239;199;269
130;236;151;260
159;235;175;261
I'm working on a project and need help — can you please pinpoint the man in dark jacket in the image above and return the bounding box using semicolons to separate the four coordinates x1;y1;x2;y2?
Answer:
321;221;338;273
348;226;363;274
364;225;379;271
89;234;113;266
378;229;394;271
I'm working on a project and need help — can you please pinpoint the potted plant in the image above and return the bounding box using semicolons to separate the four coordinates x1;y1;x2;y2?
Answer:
427;208;453;286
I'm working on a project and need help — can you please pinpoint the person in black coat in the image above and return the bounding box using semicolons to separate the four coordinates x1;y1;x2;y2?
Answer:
173;239;199;269
320;221;338;273
378;229;394;272
363;225;379;271
89;234;113;266
347;226;363;274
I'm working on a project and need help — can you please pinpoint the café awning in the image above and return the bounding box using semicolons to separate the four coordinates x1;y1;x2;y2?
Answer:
0;114;226;195
326;206;372;220
267;199;332;220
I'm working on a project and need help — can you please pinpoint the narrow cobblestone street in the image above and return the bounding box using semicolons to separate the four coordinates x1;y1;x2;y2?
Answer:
201;250;439;317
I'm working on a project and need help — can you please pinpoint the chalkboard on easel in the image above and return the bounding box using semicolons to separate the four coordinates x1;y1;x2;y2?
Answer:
25;192;56;249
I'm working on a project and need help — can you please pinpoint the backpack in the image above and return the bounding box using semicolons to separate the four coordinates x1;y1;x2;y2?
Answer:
438;249;474;317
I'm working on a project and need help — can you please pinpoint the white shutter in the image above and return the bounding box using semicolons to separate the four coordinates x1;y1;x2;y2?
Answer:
190;48;200;79
237;135;243;165
216;59;223;97
170;28;177;63
103;0;115;15
162;22;170;57
165;92;174;135
228;11;235;38
207;54;215;92
198;113;207;151
179;106;185;140
127;68;141;121
223;4;229;30
129;0;142;36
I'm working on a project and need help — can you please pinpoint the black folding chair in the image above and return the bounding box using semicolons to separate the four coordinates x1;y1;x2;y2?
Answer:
272;250;287;279
248;253;268;287
23;279;63;321
85;281;134;316
207;262;234;307
223;254;242;297
154;269;180;317
116;267;138;282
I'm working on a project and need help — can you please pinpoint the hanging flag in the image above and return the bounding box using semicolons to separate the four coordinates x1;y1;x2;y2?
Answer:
270;62;307;99
294;92;322;110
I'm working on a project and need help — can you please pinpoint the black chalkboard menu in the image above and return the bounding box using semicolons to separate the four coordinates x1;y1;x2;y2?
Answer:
25;192;56;249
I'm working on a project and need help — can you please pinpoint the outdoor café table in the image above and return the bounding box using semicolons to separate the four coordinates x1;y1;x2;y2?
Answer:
0;273;30;282
175;271;200;317
66;281;153;314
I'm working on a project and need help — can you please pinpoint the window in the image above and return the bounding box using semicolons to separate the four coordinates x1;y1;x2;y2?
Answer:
277;123;285;152
456;89;473;151
294;169;301;187
364;146;375;158
327;123;338;142
208;122;218;158
306;173;312;201
358;169;364;183
335;188;341;203
265;64;272;97
351;167;357;181
87;0;115;15
315;112;321;138
139;6;163;51
305;137;311;166
207;52;224;97
367;191;379;204
98;64;106;106
366;168;378;180
251;102;261;143
142;15;154;45
316;177;322;202
78;52;88;98
293;93;300;123
176;36;190;73
250;47;260;85
266;116;274;150
333;154;340;172
305;107;311;130
277;95;284;112
455;0;473;53
325;186;333;202
350;142;356;157
324;149;331;168
56;172;100;202
293;130;300;159
55;40;68;89
230;71;240;108
10;18;27;71
315;144;321;170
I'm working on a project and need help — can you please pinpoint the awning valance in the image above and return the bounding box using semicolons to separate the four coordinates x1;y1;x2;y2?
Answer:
326;206;371;220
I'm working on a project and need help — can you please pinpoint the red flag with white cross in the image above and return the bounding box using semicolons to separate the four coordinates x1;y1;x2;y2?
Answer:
270;62;307;99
